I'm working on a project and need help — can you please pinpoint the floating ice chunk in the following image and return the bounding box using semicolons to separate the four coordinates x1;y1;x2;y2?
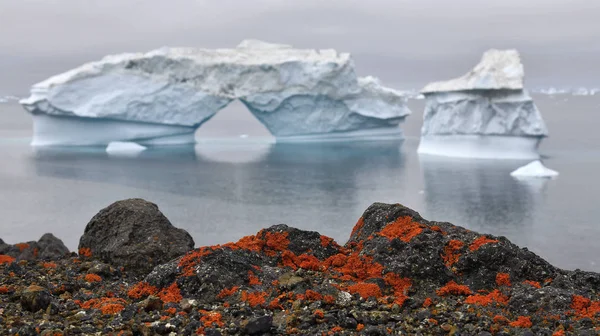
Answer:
418;49;547;159
106;141;147;156
510;160;559;178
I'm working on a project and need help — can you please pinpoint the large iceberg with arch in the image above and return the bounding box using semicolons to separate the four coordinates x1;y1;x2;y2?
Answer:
20;40;411;146
417;49;548;159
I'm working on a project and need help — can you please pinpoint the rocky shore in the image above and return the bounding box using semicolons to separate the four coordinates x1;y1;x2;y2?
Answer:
1;199;598;335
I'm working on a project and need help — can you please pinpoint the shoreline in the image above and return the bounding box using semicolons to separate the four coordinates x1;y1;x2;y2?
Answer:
1;199;598;335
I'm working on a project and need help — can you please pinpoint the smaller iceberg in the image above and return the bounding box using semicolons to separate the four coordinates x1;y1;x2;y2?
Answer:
106;141;147;156
510;160;558;178
418;49;547;159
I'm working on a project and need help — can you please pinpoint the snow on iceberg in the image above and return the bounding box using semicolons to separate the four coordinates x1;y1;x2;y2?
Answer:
20;40;411;146
418;49;548;159
106;141;147;156
510;160;559;178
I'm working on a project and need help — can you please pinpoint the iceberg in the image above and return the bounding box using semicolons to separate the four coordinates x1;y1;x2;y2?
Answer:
510;160;559;178
418;49;548;159
106;141;147;157
20;40;411;146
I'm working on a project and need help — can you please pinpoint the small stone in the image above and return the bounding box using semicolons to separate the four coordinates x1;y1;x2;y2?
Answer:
20;285;52;312
180;299;198;313
243;315;272;335
139;295;163;312
278;272;304;289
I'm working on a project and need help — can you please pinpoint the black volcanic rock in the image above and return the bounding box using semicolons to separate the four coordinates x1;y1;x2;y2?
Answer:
0;233;69;261
78;198;194;275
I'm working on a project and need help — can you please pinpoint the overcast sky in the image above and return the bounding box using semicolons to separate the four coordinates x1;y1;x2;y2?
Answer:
1;0;599;94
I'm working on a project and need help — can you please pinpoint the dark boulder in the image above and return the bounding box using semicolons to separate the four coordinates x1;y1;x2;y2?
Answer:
20;285;52;312
0;233;69;261
78;198;194;275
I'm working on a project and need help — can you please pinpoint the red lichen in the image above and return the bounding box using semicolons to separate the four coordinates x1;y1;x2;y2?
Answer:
464;290;509;306
523;280;541;289
384;273;411;305
80;297;127;315
127;282;159;299
248;271;262;285
323;295;335;304
356;324;365;331
78;247;92;257
509;316;532;328
0;255;16;264
351;217;365;237
42;262;57;269
469;236;499;251
241;290;267;307
264;231;290;252
441;240;464;267
423;298;433;308
0;286;10;294
101;303;125;315
320;235;335;248
571;295;600;319
15;243;30;252
328;326;343;335
436;281;472;296
314;309;324;319
178;247;213;277
552;330;565;336
302;290;323;301
496;273;511;287
493;315;508;324
200;310;224;327
323;252;383;281
158;283;182;303
430;226;446;235
428;318;439;325
84;274;102;282
347;282;382;299
379;216;423;242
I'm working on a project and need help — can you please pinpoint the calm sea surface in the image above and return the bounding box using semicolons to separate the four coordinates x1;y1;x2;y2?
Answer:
0;95;599;272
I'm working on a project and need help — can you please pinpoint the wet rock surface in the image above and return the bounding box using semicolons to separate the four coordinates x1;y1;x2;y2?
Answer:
1;201;599;335
78;198;195;275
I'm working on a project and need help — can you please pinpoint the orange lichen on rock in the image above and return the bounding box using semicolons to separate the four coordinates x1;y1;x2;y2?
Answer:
442;240;464;267
248;271;262;285
356;323;365;331
158;283;182;303
264;231;290;252
464;290;508;306
351;217;365;237
571;295;600;319
328;326;343;335
320;235;336;248
493;315;508;324
101;303;125;315
127;282;159;299
469;236;499;251
523;280;541;289
241;290;267;307
200;310;224;327
84;274;102;282
323;295;335;304
430;226;446;235
302;290;323;301
384;273;411;305
42;262;57;269
510;316;533;328
323;252;383;281
496;273;511;286
0;255;16;264
0;286;10;294
347;282;382;299
423;298;433;308
379;216;423;242
436;281;472;296
552;330;565;336
78;247;92;257
314;309;324;319
15;243;30;252
80;297;127;315
178;247;213;277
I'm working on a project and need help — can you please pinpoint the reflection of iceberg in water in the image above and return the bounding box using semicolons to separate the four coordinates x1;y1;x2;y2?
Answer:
419;155;548;234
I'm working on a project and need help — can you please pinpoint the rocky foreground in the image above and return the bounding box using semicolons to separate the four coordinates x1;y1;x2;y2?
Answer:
1;199;599;335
